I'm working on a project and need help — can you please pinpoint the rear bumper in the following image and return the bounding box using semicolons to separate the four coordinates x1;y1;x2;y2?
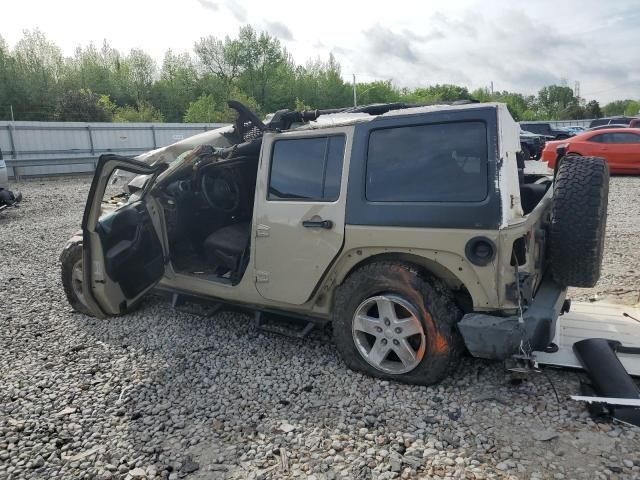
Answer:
458;275;567;360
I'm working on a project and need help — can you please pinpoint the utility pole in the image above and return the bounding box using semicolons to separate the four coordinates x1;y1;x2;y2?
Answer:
352;74;357;107
490;81;494;96
10;104;14;122
574;81;580;101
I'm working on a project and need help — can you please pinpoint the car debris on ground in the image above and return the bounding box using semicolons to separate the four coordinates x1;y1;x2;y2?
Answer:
0;149;22;212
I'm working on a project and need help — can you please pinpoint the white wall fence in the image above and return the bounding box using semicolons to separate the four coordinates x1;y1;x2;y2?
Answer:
0;118;603;179
0;121;227;179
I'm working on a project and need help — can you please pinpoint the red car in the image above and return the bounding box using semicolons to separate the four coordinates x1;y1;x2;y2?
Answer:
542;128;640;174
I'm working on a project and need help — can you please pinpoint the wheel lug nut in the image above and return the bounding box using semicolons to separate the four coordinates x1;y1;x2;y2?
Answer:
384;318;390;326
395;327;402;334
381;339;387;345
375;326;383;333
393;339;399;346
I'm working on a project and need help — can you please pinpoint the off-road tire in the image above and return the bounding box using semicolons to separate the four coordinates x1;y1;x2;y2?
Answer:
333;262;464;385
60;242;92;315
550;156;609;287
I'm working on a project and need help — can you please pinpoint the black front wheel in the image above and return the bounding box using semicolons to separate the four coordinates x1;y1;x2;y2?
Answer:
60;242;92;315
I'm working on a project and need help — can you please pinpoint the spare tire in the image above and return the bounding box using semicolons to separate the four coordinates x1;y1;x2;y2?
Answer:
549;156;609;287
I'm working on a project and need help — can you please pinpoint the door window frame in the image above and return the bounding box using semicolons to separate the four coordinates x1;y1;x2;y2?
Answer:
266;133;347;203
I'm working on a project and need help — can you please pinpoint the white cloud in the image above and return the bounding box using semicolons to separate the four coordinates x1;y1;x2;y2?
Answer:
2;0;638;103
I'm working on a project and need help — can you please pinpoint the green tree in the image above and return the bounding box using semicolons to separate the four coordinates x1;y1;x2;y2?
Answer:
404;84;472;103
11;29;64;120
194;35;243;86
184;88;260;123
0;35;14;119
183;93;219;122
584;100;602;118
1;27;637;124
55;89;113;121
535;85;579;119
623;101;640;116
602;100;635;116
113;101;164;122
356;80;400;105
151;50;198;121
125;49;156;102
234;26;292;111
471;88;535;121
292;54;351;109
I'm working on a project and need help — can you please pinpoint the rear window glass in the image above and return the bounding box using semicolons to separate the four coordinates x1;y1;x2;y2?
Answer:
366;121;488;202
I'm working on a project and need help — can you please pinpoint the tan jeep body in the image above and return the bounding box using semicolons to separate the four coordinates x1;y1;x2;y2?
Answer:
67;102;566;366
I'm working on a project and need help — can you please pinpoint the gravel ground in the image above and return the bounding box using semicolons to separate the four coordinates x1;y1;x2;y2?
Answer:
1;175;640;480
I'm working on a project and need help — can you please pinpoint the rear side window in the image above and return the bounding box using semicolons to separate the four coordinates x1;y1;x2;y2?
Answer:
609;132;640;143
268;136;345;201
366;121;488;202
589;134;608;143
522;124;548;135
590;132;640;143
589;119;609;128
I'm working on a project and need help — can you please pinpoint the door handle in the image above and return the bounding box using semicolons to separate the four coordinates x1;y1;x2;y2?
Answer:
302;219;333;229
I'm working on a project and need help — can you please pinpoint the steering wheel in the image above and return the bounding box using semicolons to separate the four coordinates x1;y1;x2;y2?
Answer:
200;169;241;214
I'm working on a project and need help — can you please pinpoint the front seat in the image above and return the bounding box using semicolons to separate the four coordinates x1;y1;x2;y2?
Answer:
202;222;251;274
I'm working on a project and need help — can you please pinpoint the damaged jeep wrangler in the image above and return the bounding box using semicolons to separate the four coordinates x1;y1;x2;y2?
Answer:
61;101;609;385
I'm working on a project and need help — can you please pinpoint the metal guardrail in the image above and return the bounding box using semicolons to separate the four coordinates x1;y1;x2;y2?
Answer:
7;157;99;181
0;121;228;179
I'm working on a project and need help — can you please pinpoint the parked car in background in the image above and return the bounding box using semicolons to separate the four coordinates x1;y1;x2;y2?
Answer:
542;128;640;174
564;126;587;135
589;116;639;128
519;130;546;159
519;122;574;139
0;148;22;212
588;124;629;131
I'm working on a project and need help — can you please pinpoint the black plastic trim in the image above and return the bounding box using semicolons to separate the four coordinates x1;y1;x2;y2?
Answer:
465;236;496;266
458;275;567;359
573;338;640;426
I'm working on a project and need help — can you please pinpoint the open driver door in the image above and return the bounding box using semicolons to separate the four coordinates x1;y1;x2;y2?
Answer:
81;155;166;318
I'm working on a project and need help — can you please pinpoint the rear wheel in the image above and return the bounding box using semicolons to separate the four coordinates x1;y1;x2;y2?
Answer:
333;262;463;385
550;156;609;287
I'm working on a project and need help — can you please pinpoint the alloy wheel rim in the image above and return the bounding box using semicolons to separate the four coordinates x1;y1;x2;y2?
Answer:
352;294;426;374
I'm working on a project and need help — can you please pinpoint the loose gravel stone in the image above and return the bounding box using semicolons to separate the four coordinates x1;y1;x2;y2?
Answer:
1;175;639;480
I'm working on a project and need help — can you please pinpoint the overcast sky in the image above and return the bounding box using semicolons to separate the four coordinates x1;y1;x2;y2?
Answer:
3;0;639;103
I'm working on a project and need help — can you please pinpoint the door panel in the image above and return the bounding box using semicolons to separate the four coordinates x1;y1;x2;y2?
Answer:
253;131;350;305
97;202;164;298
82;154;166;317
